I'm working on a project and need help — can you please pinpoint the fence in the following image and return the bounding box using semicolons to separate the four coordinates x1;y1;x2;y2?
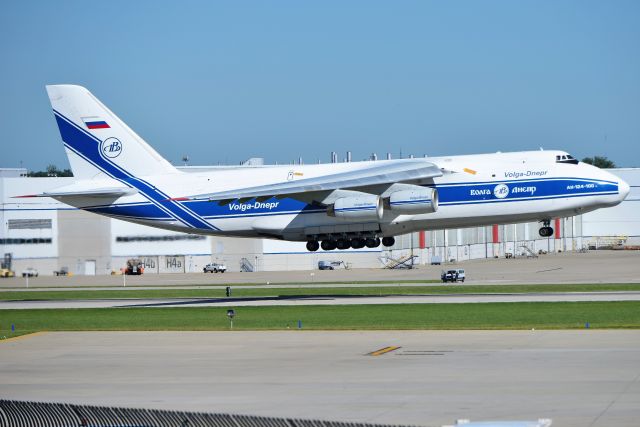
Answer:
0;400;409;427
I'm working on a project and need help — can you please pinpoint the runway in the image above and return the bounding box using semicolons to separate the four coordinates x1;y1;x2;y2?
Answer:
1;330;638;426
2;291;640;309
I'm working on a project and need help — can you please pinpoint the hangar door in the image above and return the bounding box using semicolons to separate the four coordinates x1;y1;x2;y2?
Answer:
84;260;96;276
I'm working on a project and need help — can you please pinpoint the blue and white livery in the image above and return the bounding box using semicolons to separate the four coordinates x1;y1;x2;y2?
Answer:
24;85;630;252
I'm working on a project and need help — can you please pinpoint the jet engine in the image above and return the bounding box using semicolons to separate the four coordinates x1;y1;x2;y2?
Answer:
328;195;383;220
387;187;438;214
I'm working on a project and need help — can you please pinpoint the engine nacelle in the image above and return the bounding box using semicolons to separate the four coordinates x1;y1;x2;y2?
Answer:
329;195;383;220
388;187;438;214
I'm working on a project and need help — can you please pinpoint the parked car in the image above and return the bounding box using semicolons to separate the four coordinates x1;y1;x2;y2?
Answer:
0;268;15;278
441;269;465;283
203;263;226;273
430;255;442;265
22;267;38;278
54;266;69;276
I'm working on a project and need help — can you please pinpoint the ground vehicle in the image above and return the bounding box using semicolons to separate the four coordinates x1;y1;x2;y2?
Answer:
22;268;38;278
441;269;466;283
125;259;144;275
318;260;348;270
203;263;226;273
54;267;69;276
0;268;15;278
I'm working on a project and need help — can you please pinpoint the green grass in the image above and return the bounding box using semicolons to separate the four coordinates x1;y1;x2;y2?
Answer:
1;283;639;301
1;301;639;336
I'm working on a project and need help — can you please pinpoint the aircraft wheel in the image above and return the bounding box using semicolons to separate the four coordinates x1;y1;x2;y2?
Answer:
306;240;320;252
538;226;554;237
381;236;395;247
350;238;365;249
336;238;349;250
365;238;377;248
321;240;336;251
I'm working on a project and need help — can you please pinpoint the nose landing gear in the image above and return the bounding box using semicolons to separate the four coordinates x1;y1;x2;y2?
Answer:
538;220;554;237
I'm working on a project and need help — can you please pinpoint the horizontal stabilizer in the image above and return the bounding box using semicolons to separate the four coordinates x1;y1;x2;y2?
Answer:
15;187;136;199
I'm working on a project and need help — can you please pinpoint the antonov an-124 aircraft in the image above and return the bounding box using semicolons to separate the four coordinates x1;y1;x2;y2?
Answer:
22;85;630;251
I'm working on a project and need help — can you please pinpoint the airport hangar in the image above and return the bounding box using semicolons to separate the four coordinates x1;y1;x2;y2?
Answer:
0;166;638;276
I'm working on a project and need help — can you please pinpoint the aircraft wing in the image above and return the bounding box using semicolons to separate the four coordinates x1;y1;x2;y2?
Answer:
179;158;442;203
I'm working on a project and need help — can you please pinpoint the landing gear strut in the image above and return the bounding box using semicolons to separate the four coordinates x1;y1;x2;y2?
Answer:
538;220;554;238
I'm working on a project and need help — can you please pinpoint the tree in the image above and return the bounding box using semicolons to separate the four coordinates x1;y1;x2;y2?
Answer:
581;156;615;169
27;165;73;177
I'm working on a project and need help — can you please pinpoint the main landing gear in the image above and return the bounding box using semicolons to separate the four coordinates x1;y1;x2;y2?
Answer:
538;220;554;238
306;236;395;252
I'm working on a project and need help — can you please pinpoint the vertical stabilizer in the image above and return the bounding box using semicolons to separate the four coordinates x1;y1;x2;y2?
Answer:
46;85;178;180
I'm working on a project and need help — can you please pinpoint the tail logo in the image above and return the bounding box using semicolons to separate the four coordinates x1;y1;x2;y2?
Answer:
101;137;123;159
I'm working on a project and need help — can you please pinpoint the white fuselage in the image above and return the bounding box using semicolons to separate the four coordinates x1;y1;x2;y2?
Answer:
70;150;629;242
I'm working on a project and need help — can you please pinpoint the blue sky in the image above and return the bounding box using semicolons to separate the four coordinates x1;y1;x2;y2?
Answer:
1;1;639;170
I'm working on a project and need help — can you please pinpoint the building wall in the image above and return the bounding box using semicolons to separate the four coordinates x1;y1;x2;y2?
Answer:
57;210;111;275
581;169;640;245
1;169;638;275
0;177;69;274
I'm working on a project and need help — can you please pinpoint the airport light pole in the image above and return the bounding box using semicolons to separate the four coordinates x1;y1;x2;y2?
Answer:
227;309;235;330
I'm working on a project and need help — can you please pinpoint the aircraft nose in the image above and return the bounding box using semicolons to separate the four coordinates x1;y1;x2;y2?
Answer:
618;178;630;201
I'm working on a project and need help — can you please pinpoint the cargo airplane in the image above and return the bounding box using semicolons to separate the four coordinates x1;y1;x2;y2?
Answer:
21;85;630;251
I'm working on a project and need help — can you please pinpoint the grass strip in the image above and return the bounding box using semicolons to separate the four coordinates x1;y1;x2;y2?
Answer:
1;283;640;301
1;301;639;336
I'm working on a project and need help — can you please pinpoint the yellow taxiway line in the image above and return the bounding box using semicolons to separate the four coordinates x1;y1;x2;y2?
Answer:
368;345;401;356
0;331;47;343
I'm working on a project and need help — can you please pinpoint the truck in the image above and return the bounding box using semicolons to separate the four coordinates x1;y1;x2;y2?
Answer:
125;259;144;275
54;267;69;276
441;269;466;283
22;267;39;278
203;262;227;273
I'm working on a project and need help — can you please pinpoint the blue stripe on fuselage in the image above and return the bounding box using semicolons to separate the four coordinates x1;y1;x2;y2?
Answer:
53;110;218;230
434;178;618;205
91;176;618;224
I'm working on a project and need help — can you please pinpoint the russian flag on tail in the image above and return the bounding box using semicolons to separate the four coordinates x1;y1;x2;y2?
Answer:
82;117;110;129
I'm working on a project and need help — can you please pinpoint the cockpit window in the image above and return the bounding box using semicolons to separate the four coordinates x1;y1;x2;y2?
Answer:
556;153;578;165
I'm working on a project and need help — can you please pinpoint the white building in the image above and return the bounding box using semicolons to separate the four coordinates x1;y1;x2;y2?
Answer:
1;169;638;275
